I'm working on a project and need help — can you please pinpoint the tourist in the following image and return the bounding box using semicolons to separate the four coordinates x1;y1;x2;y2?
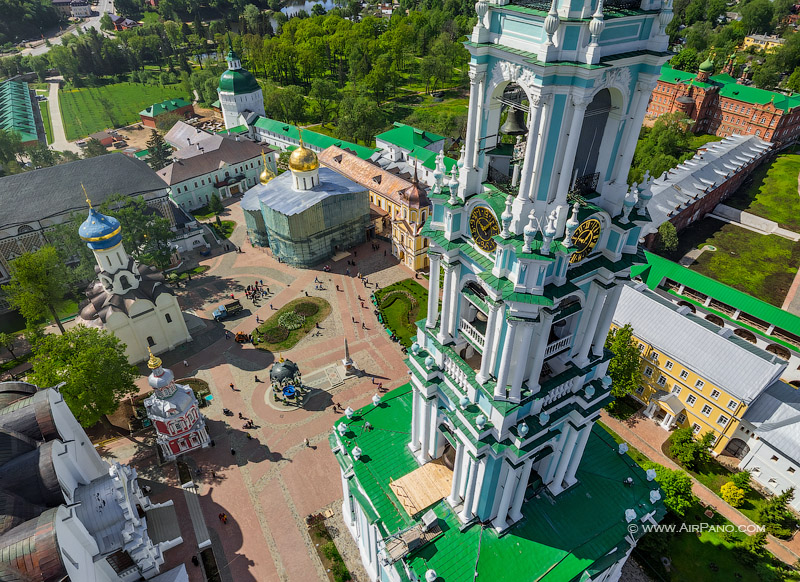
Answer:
183;360;188;367
230;383;235;391
230;448;235;456
255;375;259;382
218;513;224;522
225;330;230;340
270;303;274;310
238;412;243;419
304;437;310;447
192;556;199;567
361;322;366;329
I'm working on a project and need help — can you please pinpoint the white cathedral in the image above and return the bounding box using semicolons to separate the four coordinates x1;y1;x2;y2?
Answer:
76;204;192;364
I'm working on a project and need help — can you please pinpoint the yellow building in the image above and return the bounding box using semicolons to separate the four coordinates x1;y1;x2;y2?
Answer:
612;283;786;456
743;34;785;52
319;145;431;271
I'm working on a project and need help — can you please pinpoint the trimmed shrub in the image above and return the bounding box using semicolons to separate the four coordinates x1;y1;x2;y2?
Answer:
295;301;319;317
720;482;745;508
262;326;289;343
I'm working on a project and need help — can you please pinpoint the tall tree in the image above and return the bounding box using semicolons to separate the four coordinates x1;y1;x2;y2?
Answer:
655;221;679;255
0;332;17;360
741;0;774;35
100;195;175;269
646;464;694;516
309;78;340;123
146;129;172;171
27;326;138;428
2;246;70;334
604;323;641;399
208;193;224;216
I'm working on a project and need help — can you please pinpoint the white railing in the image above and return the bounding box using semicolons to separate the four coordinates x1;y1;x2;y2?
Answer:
544;334;572;357
443;354;470;393
459;319;485;351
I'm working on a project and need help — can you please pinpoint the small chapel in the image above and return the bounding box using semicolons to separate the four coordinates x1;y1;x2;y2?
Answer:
241;138;370;267
75;203;192;364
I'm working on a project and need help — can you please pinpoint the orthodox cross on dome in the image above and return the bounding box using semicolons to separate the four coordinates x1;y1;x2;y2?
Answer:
82;183;92;208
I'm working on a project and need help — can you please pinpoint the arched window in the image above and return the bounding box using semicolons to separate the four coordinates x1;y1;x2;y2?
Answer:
147;336;155;347
120;275;131;290
16;225;33;236
165;313;172;323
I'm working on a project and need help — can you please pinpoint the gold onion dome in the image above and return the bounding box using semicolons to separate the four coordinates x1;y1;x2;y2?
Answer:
288;135;319;172
147;348;162;370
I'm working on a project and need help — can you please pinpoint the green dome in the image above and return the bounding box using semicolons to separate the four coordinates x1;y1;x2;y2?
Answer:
218;68;260;94
699;57;714;74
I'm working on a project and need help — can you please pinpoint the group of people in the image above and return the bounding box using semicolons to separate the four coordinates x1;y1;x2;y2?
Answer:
245;281;269;301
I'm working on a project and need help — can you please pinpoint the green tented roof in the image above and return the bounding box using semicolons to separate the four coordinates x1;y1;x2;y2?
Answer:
217;67;260;94
376;122;446;151
0;81;40;143
139;97;191;117
332;385;665;582
636;251;800;337
658;64;800;112
252;116;377;160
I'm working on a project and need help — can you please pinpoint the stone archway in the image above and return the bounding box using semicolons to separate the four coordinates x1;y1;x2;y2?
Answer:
723;438;750;460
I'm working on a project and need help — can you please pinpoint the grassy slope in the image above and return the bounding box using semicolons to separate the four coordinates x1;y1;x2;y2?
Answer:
59;82;186;140
724;153;800;231
39;99;53;144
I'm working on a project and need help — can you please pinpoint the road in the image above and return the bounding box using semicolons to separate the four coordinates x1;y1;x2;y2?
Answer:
46;78;80;153
20;0;114;57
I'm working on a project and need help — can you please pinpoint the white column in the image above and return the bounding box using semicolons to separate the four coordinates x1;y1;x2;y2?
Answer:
447;442;465;506
510;323;535;401
528;95;553;203
445;264;461;338
508;458;534;523
427;402;439;459
591;283;622;358
426;253;441;328
527;315;553;393
549;426;581;495
476;302;503;384
463;69;484;169
472;75;487;170
410;387;421;452
494;319;518;399
516;94;543;202
563;426;592;487
437;263;455;343
576;286;610;366
553;96;591;208
418;396;431;462
492;464;521;530
458;447;471;498
543;424;571;484
487;302;506;377
470;458;486;516
460;457;479;522
341;473;354;526
611;81;656;184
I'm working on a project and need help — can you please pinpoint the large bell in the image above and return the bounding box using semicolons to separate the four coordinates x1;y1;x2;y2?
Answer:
500;107;528;136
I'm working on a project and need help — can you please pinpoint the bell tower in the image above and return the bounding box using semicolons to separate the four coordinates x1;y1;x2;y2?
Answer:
411;0;671;531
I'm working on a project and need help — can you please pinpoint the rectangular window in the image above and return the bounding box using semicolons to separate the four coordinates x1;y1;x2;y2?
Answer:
639;344;645;352
710;389;720;400
677;413;686;424
701;405;712;416
636;385;644;394
686;394;697;406
657;375;667;386
695;380;705;389
665;361;674;370
692;423;702;434
672;384;682;395
644;367;653;377
717;415;728;426
651;352;660;362
680;370;689;379
728;399;738;411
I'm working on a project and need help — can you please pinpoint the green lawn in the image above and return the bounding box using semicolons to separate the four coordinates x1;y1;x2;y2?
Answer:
686;133;724;150
211;220;235;240
724;153;800;232
671;217;800;306
39;99;53;144
190;205;218;221
59;82;187;140
167;265;209;282
375;279;428;347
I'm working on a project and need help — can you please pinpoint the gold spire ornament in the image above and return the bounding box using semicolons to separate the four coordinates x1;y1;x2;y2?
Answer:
82;184;92;208
288;128;319;172
147;347;162;370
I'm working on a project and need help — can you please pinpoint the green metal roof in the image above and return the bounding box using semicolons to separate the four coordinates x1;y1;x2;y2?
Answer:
376;122;446;151
217;68;260;94
252;117;377;160
216;124;248;134
636;251;800;337
139;97;191;117
658;63;800;112
0;81;40;143
333;385;665;582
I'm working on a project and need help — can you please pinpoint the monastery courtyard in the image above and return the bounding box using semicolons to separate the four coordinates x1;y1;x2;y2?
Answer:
101;201;417;582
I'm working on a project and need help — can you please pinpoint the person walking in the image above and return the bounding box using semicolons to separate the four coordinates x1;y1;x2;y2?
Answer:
304;437;310;448
230;383;235;391
183;360;188;367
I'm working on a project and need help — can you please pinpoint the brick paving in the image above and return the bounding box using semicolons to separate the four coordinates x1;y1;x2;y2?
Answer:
600;410;800;566
106;201;417;581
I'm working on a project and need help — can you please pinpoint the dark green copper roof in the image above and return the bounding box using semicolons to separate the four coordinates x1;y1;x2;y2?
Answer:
217;68;260;94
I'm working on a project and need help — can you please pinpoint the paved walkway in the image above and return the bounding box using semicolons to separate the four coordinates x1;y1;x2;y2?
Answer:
46;78;80;153
600;411;800;566
107;202;417;581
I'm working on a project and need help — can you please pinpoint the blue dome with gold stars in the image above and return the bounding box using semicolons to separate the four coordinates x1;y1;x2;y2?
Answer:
79;208;122;250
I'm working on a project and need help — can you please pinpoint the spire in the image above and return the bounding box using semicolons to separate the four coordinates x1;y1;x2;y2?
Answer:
82;183;92;209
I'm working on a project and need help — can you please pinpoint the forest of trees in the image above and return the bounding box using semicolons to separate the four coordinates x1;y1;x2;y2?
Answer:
0;0;61;47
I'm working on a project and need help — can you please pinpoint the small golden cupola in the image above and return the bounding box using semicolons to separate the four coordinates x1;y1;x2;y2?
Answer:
259;150;275;185
288;130;320;191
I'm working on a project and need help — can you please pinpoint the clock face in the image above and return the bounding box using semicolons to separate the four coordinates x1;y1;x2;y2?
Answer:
569;218;602;264
469;206;500;252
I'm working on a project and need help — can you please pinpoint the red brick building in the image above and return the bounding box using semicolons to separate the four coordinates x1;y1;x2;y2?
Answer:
647;61;800;146
139;97;194;129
